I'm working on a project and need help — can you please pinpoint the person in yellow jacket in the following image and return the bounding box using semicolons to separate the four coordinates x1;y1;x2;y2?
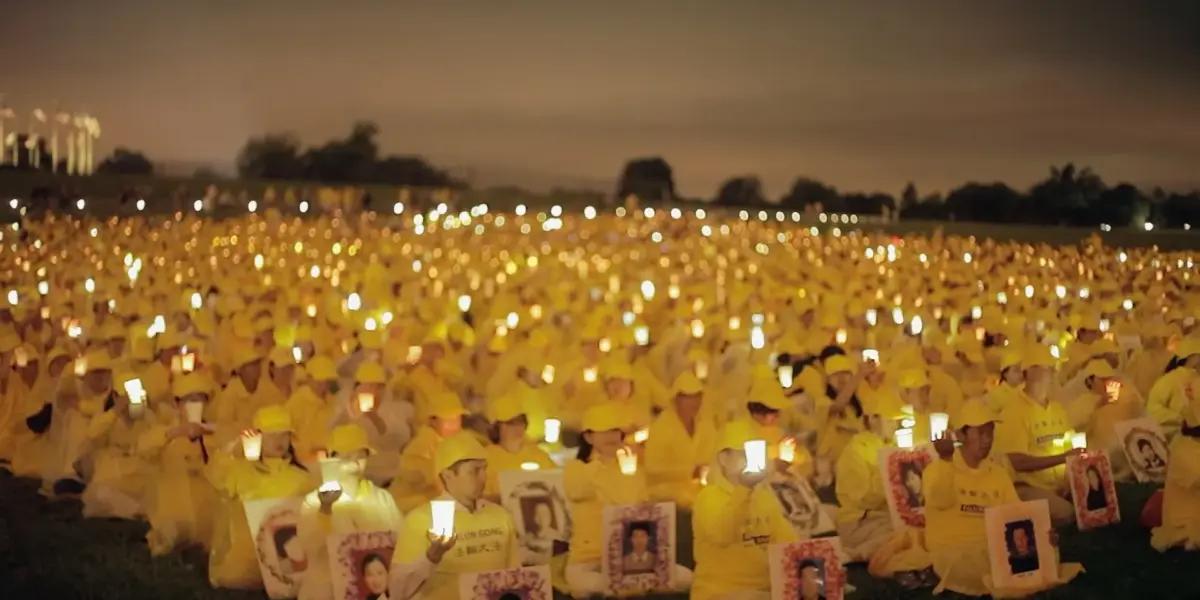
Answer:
80;370;157;519
817;354;867;466
1146;339;1200;438
924;400;1081;596
390;432;519;600
598;357;655;431
139;371;221;556
898;368;936;446
286;355;339;461
268;345;298;399
986;350;1025;415
390;391;465;513
210;342;281;429
482;390;556;502
834;390;905;563
564;402;691;597
297;424;405;600
1152;371;1200;551
644;372;717;509
691;420;796;600
206;404;314;589
1066;359;1144;479
1;344;56;477
993;347;1080;527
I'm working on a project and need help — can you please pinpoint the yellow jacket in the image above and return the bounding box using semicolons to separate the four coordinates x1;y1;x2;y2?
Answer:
138;423;219;555
564;457;648;565
285;385;336;460
390;425;443;512
993;392;1070;491
211;376;283;429
644;408;717;508
81;407;154;518
1148;368;1195;438
483;441;557;500
391;498;519;600
1152;434;1200;551
691;470;796;600
834;431;887;525
922;452;1019;596
297;478;404;600
206;456;315;589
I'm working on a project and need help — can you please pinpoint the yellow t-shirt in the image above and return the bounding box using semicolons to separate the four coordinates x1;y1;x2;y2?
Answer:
692;472;797;600
994;392;1070;491
644;408;717;508
834;431;887;524
482;441;557;500
393;498;519;600
923;452;1019;551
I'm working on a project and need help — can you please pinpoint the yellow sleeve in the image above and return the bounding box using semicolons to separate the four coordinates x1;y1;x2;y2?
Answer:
1147;372;1184;433
393;509;432;565
834;445;880;514
135;424;171;458
996;468;1020;503
1166;438;1200;492
922;459;957;511
692;485;753;548
767;490;800;544
86;410;118;441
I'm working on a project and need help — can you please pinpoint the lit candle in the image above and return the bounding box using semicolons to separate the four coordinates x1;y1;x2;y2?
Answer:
180;353;196;373
540;365;556;385
632;428;649;444
1105;380;1122;403
430;500;456;538
777;364;794;388
14;347;28;368
457;294;472;312
583;366;598;383
184;401;204;424
544;419;561;444
407;346;423;364
292;346;303;364
634;325;650;346
835;328;848;345
123;378;146;405
698;465;710;486
242;431;263;461
862;348;879;363
74;357;88;376
357;392;376;413
866;309;878;327
520;462;540;471
930;412;949;441
598;337;612;353
695;360;709;380
617;447;638;475
895;428;914;449
690;319;705;339
743;440;767;473
319;457;342;485
750;326;765;350
779;437;797;463
1071;432;1088;450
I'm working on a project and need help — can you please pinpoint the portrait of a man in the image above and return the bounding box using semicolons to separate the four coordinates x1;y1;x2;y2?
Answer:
622;521;657;575
1004;520;1039;575
796;558;826;600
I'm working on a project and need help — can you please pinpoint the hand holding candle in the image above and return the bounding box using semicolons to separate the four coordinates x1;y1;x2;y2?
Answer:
779;437;797;463
743;439;767;473
1105;380;1122;403
1071;431;1087;450
632;428;649;444
430;499;456;538
357;392;376;413
242;429;263;461
929;412;950;441
617;447;638;475
895;427;914;449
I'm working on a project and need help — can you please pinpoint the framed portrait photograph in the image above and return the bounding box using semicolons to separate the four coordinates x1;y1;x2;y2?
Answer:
457;565;552;600
1066;451;1121;531
770;474;835;537
878;446;935;529
498;468;572;566
601;503;676;595
1114;417;1169;483
984;500;1058;591
244;497;306;600
327;530;397;600
767;537;847;600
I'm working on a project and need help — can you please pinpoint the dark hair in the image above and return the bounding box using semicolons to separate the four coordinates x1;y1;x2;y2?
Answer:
489;414;529;443
900;461;922;482
747;401;780;416
497;594;521;600
798;558;821;573
1137;438;1154;451
361;552;386;572
825;385;863;418
983;333;1003;348
1005;520;1034;551
629;522;653;535
1166;353;1198;373
576;434;595;462
273;525;298;557
819;346;846;361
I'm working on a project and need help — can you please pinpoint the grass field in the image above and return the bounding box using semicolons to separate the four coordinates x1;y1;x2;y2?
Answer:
1;470;1198;599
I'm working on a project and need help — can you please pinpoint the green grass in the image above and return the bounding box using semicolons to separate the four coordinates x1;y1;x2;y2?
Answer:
2;471;1198;599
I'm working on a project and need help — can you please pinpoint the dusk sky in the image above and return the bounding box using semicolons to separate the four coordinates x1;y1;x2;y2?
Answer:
3;1;1198;198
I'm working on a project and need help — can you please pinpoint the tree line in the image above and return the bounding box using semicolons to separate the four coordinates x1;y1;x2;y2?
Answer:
616;157;1200;229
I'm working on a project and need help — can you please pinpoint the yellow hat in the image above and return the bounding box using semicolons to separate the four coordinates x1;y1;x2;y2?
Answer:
1082;359;1116;379
716;420;760;452
83;349;113;373
173;372;214;398
671;372;704;396
898;369;929;390
602;357;634;381
864;392;906;419
1177;338;1200;359
327;423;373;455
355;361;386;384
796;365;825;394
957;399;999;428
229;342;262;369
305;355;337;382
360;329;384;350
429;391;466;418
488;391;526;422
252;404;293;433
582;402;629;432
749;377;789;410
434;432;487;474
824;354;854;376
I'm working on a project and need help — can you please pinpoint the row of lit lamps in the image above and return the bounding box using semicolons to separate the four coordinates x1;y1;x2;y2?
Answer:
0;99;100;175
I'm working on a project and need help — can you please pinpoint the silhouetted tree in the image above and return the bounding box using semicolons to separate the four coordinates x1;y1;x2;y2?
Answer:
899;182;918;215
616;157;675;203
302;121;380;182
237;134;304;179
780;177;839;209
945;182;1022;222
713;176;767;206
1087;183;1146;227
1027;163;1105;225
96;147;153;175
1161;192;1200;229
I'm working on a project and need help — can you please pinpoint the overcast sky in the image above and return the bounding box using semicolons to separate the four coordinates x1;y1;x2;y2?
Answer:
3;0;1198;197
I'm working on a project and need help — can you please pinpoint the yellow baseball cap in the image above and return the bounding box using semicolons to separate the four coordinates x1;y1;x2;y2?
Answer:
83;349;113;373
582;402;629;432
671;372;704;396
434;432;487;474
229;342;262;369
355;361;386;384
957;399;999;428
429;391;466;418
1082;359;1116;379
749;377;790;410
824;354;854;376
602;357;634;381
327;424;373;455
716;420;760;452
252;404;293;433
898;369;929;390
173;371;215;399
305;355;337;382
488;391;526;423
864;392;907;420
